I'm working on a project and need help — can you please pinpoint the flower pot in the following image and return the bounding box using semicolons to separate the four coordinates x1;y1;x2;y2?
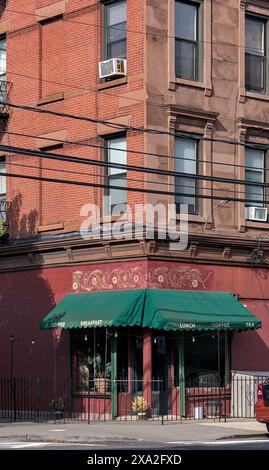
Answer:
53;410;64;420
94;378;110;393
137;411;147;420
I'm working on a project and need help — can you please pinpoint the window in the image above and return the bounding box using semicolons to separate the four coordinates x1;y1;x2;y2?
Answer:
104;135;127;215
175;1;200;80
245;148;265;206
0;159;6;220
175;137;198;215
0;36;6;103
184;332;226;387
173;332;227;387
105;1;126;59
245;15;266;92
71;330;111;393
0;36;6;81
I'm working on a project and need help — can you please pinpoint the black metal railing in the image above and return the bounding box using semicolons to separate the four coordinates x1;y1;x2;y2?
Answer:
0;199;7;220
0;80;12;114
0;376;267;423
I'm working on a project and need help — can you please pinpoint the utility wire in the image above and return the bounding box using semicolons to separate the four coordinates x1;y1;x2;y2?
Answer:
3;129;269;174
1;65;256;116
1;5;267;113
5;101;269;155
3;3;266;51
2;169;269;205
1;142;269;192
1;141;269;204
6;159;265;199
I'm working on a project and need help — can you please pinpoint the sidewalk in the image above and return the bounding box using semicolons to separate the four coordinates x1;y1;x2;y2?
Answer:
0;419;267;444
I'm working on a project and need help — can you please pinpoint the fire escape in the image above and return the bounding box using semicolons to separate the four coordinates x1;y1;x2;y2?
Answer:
0;79;11;115
0;1;11;237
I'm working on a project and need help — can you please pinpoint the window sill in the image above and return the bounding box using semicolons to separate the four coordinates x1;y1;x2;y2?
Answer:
37;92;64;106
169;78;212;96
97;77;127;90
242;220;269;230
176;214;208;224
245;90;269;102
38;222;64;232
101;213;127;224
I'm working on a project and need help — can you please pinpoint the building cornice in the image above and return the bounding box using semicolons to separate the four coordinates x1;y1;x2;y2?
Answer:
0;233;269;272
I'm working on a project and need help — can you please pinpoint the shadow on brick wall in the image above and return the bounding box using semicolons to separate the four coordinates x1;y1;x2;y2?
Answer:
0;191;62;380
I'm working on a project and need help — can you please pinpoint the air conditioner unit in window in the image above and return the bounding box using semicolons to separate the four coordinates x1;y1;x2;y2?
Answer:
99;58;127;79
246;206;268;222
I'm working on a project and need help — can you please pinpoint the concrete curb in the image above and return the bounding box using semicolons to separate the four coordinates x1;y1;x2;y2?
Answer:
217;432;269;441
0;434;142;444
2;431;268;445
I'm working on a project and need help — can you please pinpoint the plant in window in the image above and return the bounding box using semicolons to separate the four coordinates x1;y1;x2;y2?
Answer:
87;353;111;393
87;353;111;379
76;351;90;390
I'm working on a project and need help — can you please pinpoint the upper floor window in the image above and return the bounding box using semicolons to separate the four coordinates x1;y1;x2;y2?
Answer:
245;148;265;206
0;159;6;220
175;1;201;80
0;36;6;82
245;15;267;93
175;137;198;215
104;135;127;215
105;1;126;60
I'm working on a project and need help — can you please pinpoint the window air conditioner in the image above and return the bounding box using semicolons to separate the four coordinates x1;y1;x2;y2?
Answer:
99;58;127;79
246;206;268;222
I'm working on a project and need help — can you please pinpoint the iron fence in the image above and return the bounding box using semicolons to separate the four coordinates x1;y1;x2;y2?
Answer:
0;376;267;423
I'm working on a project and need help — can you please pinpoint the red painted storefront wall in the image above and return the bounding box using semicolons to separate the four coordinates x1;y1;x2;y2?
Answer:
0;259;269;379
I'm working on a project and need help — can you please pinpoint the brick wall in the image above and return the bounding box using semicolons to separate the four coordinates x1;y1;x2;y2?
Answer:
1;0;145;237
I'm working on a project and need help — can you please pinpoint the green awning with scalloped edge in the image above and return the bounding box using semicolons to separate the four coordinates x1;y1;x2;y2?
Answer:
40;289;146;330
40;289;262;331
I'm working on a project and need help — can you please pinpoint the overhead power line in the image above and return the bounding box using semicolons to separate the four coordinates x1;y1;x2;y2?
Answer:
3;3;259;51
7;159;265;199
1;142;269;192
1;4;268;116
4;129;269;174
5;101;269;154
1;169;268;206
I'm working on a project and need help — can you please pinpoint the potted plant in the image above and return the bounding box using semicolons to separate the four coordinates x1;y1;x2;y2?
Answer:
87;353;111;393
49;397;65;418
132;396;149;420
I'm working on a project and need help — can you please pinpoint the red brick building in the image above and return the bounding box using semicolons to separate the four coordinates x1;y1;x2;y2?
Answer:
0;0;269;419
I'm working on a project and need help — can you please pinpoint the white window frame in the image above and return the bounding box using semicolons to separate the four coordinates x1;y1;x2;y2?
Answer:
245;148;265;207
104;135;127;215
175;137;198;215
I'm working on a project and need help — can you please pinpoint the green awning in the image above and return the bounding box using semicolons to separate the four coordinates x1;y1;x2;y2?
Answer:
40;289;262;331
40;289;146;330
142;289;261;331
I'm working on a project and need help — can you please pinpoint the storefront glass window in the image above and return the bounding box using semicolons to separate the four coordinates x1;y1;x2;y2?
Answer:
72;330;111;392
